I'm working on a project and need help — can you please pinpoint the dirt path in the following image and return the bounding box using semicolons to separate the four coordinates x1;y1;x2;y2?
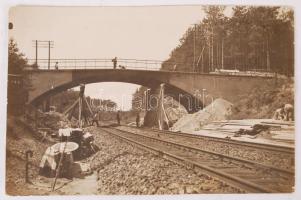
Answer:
54;172;98;195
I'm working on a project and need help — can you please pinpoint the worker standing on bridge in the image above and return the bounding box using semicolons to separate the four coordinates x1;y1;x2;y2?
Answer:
116;110;121;125
112;57;117;69
55;62;59;70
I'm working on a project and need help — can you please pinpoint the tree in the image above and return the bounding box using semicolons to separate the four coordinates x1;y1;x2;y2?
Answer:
8;39;28;74
8;39;31;115
161;5;294;76
202;6;226;71
100;99;117;111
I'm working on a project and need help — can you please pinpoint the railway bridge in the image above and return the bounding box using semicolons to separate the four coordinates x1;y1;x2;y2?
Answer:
25;58;278;113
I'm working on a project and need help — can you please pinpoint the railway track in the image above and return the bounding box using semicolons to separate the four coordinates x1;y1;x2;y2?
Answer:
119;126;294;172
144;127;294;153
99;127;294;193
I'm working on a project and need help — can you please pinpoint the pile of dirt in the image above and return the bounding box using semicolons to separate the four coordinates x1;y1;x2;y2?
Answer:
171;98;233;132
231;78;294;119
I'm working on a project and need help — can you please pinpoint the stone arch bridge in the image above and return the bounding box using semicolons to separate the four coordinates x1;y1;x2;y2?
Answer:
26;67;278;113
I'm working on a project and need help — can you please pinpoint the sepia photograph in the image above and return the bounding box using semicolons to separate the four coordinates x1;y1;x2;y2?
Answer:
5;3;296;197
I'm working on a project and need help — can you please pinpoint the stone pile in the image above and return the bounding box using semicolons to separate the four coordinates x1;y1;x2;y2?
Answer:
171;98;233;132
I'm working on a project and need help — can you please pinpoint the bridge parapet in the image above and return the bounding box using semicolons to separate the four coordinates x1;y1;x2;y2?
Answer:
27;58;173;71
25;58;278;78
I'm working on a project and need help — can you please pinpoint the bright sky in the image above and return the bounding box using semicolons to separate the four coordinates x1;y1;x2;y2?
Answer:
8;6;231;110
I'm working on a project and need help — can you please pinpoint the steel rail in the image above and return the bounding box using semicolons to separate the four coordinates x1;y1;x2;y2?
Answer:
133;126;294;154
100;127;294;193
116;127;293;175
121;126;295;173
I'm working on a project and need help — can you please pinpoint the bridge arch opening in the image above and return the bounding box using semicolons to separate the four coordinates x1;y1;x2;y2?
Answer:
31;80;203;114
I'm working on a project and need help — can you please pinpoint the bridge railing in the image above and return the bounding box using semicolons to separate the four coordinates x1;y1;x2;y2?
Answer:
26;58;176;71
25;58;277;78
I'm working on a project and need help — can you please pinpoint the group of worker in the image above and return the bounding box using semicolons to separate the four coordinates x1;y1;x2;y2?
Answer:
53;57;124;70
90;110;141;127
273;104;294;121
117;111;141;127
112;57;126;70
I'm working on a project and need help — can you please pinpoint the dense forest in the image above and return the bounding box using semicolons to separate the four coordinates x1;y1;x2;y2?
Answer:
162;6;294;76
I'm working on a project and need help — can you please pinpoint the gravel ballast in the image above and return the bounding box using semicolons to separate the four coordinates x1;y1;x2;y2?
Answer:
87;127;244;194
118;126;294;171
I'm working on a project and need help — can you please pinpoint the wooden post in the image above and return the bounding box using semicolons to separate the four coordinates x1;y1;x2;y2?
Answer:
52;139;68;191
25;150;33;183
34;109;38;131
79;98;82;128
158;84;168;130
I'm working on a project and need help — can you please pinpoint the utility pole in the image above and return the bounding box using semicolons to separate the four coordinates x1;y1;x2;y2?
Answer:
32;40;54;112
201;51;204;73
48;41;51;69
266;36;270;72
193;24;197;72
35;40;38;65
32;40;54;69
221;37;224;69
208;41;210;72
211;27;214;72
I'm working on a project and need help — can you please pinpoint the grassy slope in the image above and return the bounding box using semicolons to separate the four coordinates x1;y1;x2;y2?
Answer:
231;78;294;119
